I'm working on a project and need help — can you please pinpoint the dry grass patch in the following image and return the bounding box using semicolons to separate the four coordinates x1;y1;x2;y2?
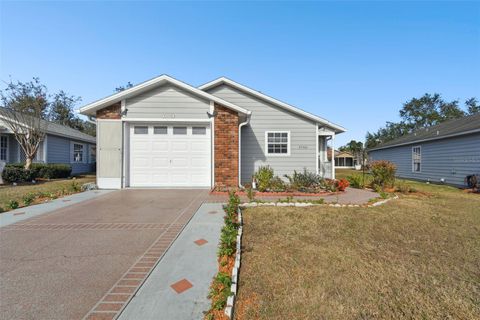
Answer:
235;182;480;319
0;175;95;211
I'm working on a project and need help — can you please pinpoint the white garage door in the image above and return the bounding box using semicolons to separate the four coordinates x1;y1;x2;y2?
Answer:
129;124;211;187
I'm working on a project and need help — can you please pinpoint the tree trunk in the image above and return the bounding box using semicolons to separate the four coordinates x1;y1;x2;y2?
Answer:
25;157;33;170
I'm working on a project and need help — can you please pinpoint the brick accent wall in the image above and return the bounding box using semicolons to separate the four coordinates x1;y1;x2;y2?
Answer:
96;102;121;119
214;103;239;188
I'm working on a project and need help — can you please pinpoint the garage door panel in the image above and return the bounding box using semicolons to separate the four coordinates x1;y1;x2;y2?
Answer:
171;141;189;151
152;141;168;150
129;124;211;187
151;157;169;168
191;141;209;152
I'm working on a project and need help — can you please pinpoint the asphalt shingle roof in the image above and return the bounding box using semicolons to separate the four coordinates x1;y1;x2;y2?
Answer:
369;112;480;151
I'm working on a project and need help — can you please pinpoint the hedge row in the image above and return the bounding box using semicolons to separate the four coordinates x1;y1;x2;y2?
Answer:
2;163;72;183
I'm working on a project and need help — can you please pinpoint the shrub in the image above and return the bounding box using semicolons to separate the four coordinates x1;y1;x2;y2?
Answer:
22;193;36;206
370;160;396;189
8;200;19;210
396;181;416;194
284;168;321;191
2;163;72;182
321;179;338;192
254;166;274;192
2;167;35;183
347;173;364;189
269;176;287;192
336;178;350;191
37;164;71;179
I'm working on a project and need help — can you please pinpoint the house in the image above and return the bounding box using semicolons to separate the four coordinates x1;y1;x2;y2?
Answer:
368;113;480;187
79;75;345;189
327;149;358;169
0;116;96;175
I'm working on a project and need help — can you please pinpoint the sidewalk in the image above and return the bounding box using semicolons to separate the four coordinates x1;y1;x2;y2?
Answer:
0;189;114;228
118;202;224;320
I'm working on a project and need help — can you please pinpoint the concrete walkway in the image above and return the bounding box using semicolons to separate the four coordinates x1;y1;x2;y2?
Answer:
0;189;114;228
118;203;224;320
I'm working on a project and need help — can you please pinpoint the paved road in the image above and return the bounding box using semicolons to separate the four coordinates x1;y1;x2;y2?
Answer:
0;189;208;320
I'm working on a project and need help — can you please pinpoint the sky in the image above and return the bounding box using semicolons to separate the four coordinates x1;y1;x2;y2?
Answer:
1;1;479;146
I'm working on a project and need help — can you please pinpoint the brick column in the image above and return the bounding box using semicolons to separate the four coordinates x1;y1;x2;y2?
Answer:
214;103;239;188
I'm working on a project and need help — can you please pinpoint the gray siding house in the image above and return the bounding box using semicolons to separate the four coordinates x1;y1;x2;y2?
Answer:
368;113;480;187
79;75;345;189
0;117;96;176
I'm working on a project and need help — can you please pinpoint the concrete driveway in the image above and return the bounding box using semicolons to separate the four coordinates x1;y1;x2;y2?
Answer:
0;189;208;320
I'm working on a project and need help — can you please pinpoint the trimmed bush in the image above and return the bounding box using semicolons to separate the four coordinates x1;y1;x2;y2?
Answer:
2;163;72;183
2;167;35;183
254;166;274;192
370;160;396;189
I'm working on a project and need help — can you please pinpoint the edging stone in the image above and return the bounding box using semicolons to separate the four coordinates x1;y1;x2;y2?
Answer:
239;195;399;209
224;208;243;319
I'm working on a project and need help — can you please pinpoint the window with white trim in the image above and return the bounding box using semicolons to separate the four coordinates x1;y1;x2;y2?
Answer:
266;131;290;155
73;143;84;163
0;136;7;161
412;146;421;172
90;145;96;163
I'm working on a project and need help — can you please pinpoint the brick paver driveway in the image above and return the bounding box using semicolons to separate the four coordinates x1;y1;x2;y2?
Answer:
0;189;208;320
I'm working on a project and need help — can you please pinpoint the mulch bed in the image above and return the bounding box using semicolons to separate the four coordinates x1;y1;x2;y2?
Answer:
210;190;341;197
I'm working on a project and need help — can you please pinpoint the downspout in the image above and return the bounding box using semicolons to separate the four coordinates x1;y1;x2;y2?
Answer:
238;112;251;188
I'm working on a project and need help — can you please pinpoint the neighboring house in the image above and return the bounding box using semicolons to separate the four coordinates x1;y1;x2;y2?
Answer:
368;113;480;187
0;116;96;176
79;75;345;189
327;149;358;169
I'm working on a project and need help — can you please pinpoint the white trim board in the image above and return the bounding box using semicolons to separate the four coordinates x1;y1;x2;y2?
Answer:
79;75;251;117
199;77;346;133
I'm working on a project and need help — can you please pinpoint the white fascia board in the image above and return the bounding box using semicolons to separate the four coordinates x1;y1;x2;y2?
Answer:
199;77;346;133
79;75;251;116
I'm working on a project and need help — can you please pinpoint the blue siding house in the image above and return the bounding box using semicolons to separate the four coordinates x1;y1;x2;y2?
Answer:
368;113;480;187
0;118;96;176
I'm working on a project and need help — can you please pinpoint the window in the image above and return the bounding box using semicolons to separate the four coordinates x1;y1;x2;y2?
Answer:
153;126;168;134
173;127;187;135
0;136;7;161
412;146;421;172
266;131;289;155
192;127;206;135
134;126;148;134
90;145;96;163
73;143;84;163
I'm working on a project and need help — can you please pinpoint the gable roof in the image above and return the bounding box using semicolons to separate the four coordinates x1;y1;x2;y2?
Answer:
368;112;480;151
199;77;346;133
0;112;96;144
79;75;251;116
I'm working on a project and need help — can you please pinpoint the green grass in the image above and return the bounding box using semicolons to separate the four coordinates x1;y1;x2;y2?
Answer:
234;174;480;319
0;175;95;211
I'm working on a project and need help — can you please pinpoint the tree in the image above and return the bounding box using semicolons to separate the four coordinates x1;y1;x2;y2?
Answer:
466;98;480;114
366;93;476;149
0;78;50;170
399;93;465;129
339;140;364;165
50;90;82;129
115;81;133;92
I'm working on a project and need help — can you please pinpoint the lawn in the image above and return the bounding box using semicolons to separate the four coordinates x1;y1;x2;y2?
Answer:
0;175;95;211
235;175;480;319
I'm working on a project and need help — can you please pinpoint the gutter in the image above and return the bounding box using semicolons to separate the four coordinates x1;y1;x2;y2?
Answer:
238;113;252;188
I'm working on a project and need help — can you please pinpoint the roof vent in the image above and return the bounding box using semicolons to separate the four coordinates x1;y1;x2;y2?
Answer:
414;132;417;136
437;130;440;135
426;128;429;132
